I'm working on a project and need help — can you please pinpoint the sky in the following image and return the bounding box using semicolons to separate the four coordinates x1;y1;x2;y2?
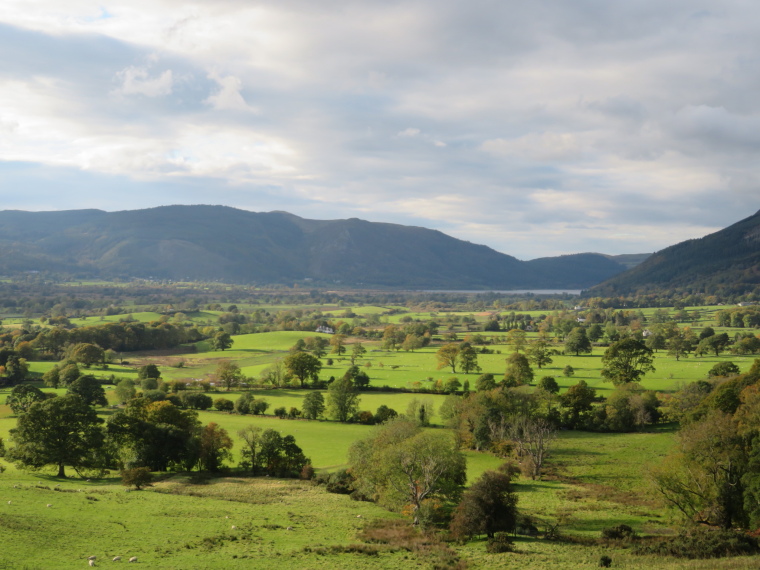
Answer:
1;1;758;260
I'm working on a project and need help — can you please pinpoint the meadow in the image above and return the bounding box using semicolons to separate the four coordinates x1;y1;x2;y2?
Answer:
2;300;760;568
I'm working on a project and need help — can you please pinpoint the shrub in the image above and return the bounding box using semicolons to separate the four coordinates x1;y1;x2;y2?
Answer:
325;469;354;494
599;555;612;567
213;398;234;412
121;467;153;490
563;365;575;377
486;533;514;553
300;464;315;480
357;410;375;425
274;406;287;418
601;524;638;541
634;528;759;559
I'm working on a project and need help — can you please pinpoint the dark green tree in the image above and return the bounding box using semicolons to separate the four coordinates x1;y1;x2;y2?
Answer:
450;466;518;539
564;327;592;356
8;394;104;477
327;375;360;422
284;352;322;388
67;375;108;406
211;331;233;351
601;338;655;385
5;384;47;415
302;391;326;420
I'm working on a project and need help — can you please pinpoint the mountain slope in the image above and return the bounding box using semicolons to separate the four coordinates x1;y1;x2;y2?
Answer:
0;205;629;289
589;210;760;295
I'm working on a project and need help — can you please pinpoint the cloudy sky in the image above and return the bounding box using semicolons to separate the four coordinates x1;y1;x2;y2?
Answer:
1;1;758;259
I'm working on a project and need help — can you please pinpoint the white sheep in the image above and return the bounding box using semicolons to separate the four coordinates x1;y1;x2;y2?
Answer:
128;557;138;563
7;501;11;505
287;526;293;531
231;525;237;530
89;560;95;567
112;556;122;561
47;503;52;508
88;556;97;560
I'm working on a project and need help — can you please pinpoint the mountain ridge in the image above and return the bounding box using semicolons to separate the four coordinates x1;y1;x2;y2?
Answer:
0;205;634;289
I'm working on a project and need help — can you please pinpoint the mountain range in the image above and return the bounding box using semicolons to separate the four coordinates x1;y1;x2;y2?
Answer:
0;205;635;290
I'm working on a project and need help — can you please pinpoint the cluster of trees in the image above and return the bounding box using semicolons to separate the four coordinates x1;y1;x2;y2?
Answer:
1;389;305;479
435;342;481;374
652;359;760;529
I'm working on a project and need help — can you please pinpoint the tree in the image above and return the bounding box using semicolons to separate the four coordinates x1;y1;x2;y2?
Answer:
284;352;322;388
42;366;61;388
651;411;745;528
327;375;360;422
526;338;554;369
562;365;575;377
450;466;518;539
198;422;233;472
537;376;559;394
508;416;557;479
70;343;105;368
436;343;460;373
601;338;655;385
302;391;326;420
564;327;592;356
237;425;262;472
8;394;104;477
137;364;161;380
213;398;234;412
709;362;741;378
114;379;136;404
666;335;691;361
476;373;497;391
330;334;347;356
5;384;46;415
350;342;366;365
211;331;233;351
503;352;534;386
459;343;481;374
402;334;424;352
506;329;527;352
560;380;596;426
68;375;108;407
696;333;731;357
215;360;242;391
349;419;467;525
305;336;329;358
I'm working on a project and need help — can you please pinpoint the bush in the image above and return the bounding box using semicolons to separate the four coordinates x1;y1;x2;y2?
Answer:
121;467;153;490
634;528;759;559
300;464;315;480
601;524;637;541
563;365;575;377
599;555;612;567
486;533;514;553
324;469;354;494
274;406;287;418
181;392;213;410
213;398;234;412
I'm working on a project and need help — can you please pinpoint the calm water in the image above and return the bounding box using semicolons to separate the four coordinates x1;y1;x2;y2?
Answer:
418;289;582;295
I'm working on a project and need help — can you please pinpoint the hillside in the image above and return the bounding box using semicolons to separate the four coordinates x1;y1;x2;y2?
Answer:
0;205;629;289
589;209;760;295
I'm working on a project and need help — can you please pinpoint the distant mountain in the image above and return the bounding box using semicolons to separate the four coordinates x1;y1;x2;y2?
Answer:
589;210;760;295
0;205;630;289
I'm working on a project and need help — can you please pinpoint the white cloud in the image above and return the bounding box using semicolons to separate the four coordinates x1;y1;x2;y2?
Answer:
204;74;257;112
0;1;758;258
116;65;173;97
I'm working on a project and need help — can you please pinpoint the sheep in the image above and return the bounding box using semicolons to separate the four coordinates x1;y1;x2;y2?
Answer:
47;503;52;507
356;515;362;518
286;526;293;531
89;560;95;567
112;556;122;562
7;501;11;505
128;557;138;563
88;556;97;560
